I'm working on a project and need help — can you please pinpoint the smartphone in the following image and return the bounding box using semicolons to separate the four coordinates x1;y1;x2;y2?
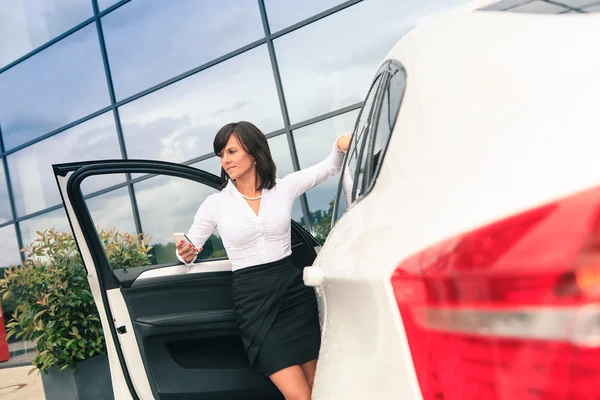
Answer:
173;232;199;255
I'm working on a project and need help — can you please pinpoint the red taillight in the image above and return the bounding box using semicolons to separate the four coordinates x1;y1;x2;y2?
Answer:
392;186;600;400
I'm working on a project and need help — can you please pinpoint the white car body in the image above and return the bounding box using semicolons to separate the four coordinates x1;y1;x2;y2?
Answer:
52;2;600;399
308;5;600;400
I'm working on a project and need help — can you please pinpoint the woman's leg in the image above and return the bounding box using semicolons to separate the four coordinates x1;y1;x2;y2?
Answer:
269;365;312;400
300;359;318;388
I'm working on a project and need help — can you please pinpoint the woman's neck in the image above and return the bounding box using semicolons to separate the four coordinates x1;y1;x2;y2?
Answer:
234;172;262;197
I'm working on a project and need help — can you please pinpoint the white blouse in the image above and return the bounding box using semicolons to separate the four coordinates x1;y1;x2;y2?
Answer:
177;139;345;271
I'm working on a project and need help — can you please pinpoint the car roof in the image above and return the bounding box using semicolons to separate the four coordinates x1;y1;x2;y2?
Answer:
384;6;600;155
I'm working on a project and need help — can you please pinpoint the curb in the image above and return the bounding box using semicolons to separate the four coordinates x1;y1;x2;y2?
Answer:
0;360;33;370
10;347;35;357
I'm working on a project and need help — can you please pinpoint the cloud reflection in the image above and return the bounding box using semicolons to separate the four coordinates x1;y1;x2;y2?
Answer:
0;23;110;150
0;224;20;268
0;0;92;68
119;45;283;164
7;112;124;217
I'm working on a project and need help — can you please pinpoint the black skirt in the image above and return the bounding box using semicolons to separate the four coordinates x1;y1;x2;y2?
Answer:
232;255;321;377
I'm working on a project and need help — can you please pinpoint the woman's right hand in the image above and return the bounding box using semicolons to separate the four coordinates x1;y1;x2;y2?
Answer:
176;240;202;264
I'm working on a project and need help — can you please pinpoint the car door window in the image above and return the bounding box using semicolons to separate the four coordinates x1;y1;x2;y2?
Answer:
80;172;227;270
363;62;406;194
332;73;384;222
133;174;227;265
346;75;383;183
333;61;406;225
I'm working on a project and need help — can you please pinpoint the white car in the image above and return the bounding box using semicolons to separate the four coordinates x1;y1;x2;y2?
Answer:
54;2;600;400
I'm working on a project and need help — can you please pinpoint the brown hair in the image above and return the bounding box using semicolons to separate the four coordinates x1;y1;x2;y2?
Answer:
213;121;277;190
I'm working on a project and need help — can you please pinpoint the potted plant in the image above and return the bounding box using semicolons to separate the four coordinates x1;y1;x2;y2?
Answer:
0;228;153;400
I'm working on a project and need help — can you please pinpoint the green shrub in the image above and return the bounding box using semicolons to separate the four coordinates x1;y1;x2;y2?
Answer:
0;228;152;373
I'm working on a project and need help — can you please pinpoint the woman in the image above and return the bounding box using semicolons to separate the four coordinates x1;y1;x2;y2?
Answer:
176;121;350;399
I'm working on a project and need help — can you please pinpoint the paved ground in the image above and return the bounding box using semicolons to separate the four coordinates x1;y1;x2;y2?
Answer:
0;365;45;400
0;351;34;369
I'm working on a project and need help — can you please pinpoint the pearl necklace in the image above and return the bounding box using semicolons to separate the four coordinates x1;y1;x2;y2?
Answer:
232;181;262;201
241;193;262;201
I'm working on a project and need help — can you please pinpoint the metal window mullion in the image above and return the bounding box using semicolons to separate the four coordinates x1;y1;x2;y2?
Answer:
0;126;25;262
543;0;584;12
0;1;132;75
258;0;312;232
92;0;143;236
270;0;363;39
3;106;113;157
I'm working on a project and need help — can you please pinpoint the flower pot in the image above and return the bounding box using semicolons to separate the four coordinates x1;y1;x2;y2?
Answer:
41;354;114;400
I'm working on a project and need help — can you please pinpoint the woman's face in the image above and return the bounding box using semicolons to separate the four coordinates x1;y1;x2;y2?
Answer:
218;133;255;181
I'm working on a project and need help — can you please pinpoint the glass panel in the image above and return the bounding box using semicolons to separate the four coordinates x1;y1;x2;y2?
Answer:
7;112;124;218
293;109;359;242
98;0;121;11
368;66;406;185
19;208;70;248
0;24;110;150
347;74;384;201
0;224;21;269
86;186;136;235
0;163;12;224
193;156;223;177
267;133;304;225
0;0;93;68
556;0;600;7
135;175;226;266
102;0;264;100
275;0;469;123
264;0;345;33
585;4;600;11
268;134;294;178
508;0;569;13
0;224;23;354
292;199;304;226
480;0;536;11
119;45;283;164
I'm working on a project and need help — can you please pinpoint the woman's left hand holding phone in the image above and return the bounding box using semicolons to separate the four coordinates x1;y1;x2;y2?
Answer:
175;235;202;264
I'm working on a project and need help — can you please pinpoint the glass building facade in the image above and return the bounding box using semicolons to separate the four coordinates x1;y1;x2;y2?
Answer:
0;0;478;272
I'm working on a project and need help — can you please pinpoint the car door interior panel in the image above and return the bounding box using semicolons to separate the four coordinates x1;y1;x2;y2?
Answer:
121;269;277;400
116;228;317;400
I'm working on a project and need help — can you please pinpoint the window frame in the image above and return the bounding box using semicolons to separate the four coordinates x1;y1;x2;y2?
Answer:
331;69;385;223
361;60;406;196
331;60;407;226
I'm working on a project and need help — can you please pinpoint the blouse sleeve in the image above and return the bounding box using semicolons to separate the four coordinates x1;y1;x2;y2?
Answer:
281;137;346;199
176;196;217;266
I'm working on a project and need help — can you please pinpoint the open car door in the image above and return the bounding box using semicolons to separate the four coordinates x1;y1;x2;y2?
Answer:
53;160;320;400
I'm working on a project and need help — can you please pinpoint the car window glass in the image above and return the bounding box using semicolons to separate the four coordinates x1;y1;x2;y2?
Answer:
333;73;383;223
368;64;406;190
332;61;407;225
78;174;227;270
347;74;383;193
